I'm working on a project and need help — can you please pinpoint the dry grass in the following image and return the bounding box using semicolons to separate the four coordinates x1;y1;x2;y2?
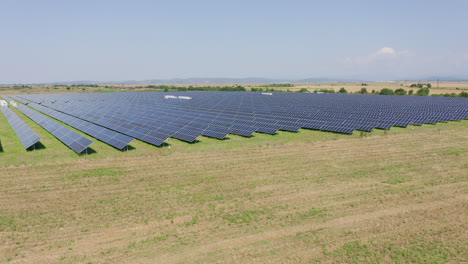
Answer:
0;119;467;263
266;81;468;94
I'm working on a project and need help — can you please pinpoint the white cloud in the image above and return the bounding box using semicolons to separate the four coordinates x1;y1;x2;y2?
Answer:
376;47;396;56
338;49;468;80
344;47;411;65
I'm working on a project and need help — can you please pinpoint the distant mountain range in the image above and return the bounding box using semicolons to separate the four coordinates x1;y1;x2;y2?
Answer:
31;77;356;85
4;76;468;85
418;76;468;82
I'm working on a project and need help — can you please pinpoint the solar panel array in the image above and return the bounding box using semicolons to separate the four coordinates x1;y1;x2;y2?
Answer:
16;104;93;153
9;92;467;148
0;105;41;149
25;102;134;150
1;95;13;103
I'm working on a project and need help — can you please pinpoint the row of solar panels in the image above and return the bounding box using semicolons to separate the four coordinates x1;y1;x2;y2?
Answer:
3;94;282;151
1;105;41;149
16;104;94;153
9;92;468;148
27;92;467;124
13;93;468;143
23;97;324;136
27;102;133;150
1;95;135;153
39;97;468;131
13;95;287;142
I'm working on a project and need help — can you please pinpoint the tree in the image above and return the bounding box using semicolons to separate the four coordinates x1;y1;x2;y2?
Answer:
416;87;430;96
338;87;348;93
408;89;414;95
314;89;335;93
459;91;468;97
359;87;368;94
394;88;407;95
379;88;394;95
427;83;432;88
298;88;309;93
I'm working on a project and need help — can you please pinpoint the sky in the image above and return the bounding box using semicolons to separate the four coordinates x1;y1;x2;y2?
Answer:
1;0;468;83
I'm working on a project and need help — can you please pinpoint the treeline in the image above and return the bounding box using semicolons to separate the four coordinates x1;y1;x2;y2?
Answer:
259;83;294;87
409;83;431;88
251;87;284;92
316;87;468;97
70;84;99;87
144;85;247;92
355;87;427;96
9;85;32;90
252;87;311;92
313;88;349;94
432;91;468;97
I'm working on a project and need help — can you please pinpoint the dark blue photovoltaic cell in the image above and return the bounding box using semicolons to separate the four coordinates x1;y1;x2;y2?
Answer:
6;92;467;148
15;104;93;153
0;106;40;149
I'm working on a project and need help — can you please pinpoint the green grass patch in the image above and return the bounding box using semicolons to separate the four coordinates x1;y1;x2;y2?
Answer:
297;208;326;220
184;215;199;227
328;239;459;264
0;215;16;231
347;170;371;179
387;240;458;263
98;196;121;205
380;164;404;175
447;147;467;156
383;176;412;184
328;240;374;263
65;167;125;181
224;210;265;225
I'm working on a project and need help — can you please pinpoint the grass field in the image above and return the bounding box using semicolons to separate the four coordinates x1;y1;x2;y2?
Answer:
1;102;467;263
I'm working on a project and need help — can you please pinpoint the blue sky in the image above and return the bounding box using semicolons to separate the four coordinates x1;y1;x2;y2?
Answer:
1;0;467;83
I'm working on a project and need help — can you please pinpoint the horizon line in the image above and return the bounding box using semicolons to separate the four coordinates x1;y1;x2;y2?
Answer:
2;76;468;86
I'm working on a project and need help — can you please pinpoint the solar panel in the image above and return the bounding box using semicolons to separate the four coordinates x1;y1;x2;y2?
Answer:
0;106;41;149
26;102;133;150
6;92;467;149
15;104;93;153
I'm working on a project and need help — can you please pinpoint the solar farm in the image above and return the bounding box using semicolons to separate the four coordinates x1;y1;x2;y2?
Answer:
1;90;467;263
1;92;467;154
